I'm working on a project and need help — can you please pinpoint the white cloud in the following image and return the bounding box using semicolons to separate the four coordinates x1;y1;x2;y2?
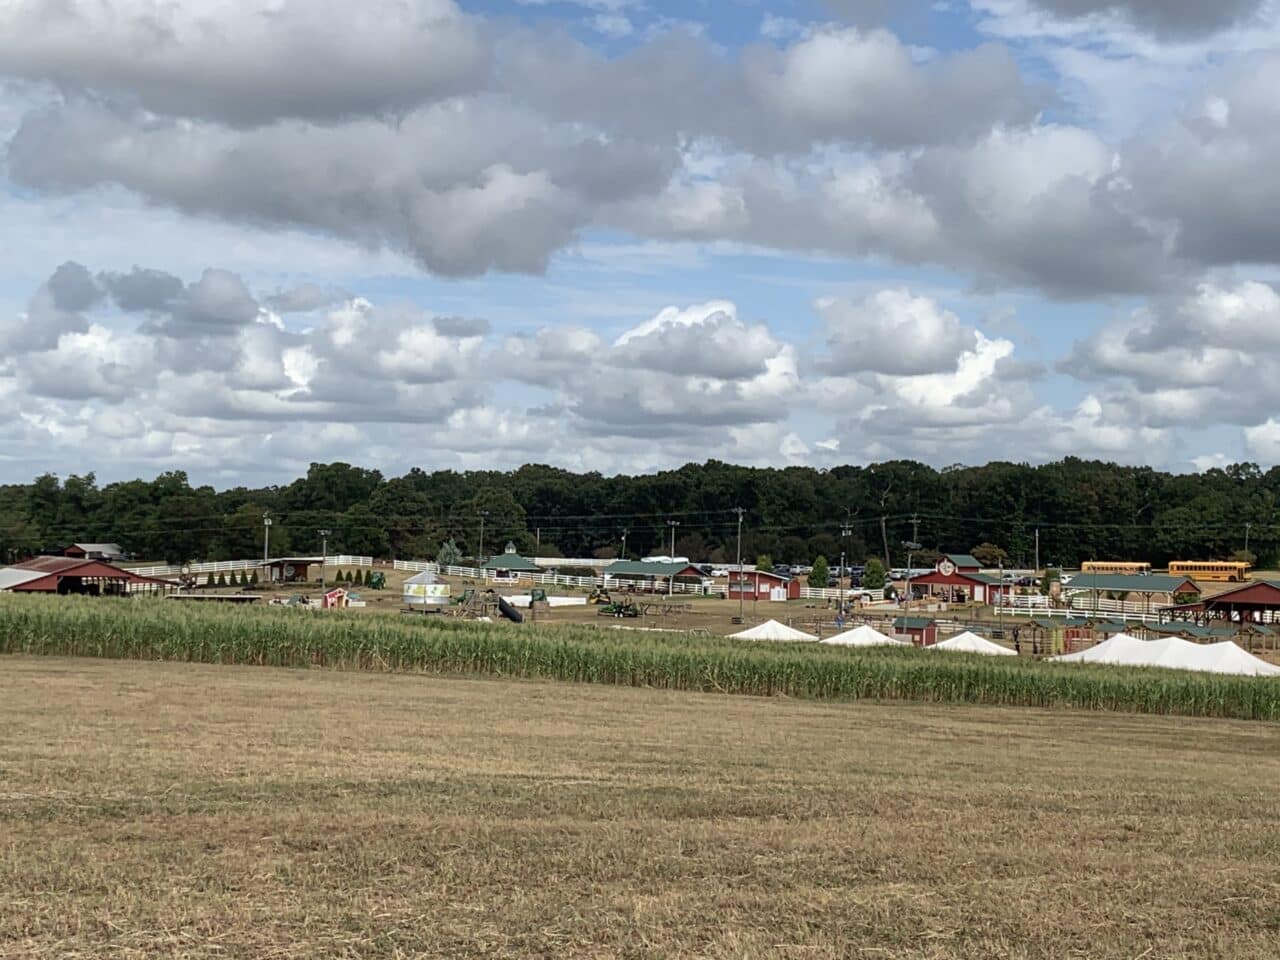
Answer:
1245;419;1280;460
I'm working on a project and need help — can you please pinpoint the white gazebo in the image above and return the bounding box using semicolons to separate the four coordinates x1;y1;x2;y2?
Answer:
729;619;818;642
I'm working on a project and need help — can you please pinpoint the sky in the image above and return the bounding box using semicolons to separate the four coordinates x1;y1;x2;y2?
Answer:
3;0;1280;486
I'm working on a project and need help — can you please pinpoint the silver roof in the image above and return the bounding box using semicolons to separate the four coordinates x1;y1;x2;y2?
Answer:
0;567;48;591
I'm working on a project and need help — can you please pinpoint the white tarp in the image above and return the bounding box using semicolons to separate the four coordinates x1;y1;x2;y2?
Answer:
730;619;818;642
501;594;587;608
931;631;1017;656
821;624;908;647
1052;633;1280;677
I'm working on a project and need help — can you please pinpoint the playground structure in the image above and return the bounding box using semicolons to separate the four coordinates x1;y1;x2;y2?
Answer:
450;588;524;623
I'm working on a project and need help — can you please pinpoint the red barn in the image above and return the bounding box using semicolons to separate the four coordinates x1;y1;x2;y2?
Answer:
0;556;171;596
727;569;802;601
909;554;1008;604
63;542;128;562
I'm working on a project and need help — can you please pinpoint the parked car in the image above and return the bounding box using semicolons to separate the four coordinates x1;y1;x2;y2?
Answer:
1016;576;1036;587
772;563;793;577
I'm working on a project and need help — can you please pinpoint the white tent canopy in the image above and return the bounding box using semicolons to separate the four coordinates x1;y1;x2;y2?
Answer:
820;624;907;647
730;619;817;642
931;631;1017;656
1052;633;1280;677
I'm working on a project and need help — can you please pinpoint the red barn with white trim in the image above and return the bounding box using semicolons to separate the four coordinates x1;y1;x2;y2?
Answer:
0;556;171;596
727;570;801;601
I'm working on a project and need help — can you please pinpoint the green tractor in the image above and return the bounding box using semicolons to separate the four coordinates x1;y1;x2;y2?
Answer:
597;599;640;619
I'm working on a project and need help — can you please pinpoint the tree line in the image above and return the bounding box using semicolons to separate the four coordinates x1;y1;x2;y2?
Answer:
0;458;1274;569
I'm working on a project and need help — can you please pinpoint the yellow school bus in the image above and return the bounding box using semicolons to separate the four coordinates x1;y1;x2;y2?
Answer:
1167;561;1251;582
1081;561;1152;575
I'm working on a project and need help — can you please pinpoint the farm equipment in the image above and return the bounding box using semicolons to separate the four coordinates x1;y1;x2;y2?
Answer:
367;571;386;590
597;600;640;618
587;586;612;605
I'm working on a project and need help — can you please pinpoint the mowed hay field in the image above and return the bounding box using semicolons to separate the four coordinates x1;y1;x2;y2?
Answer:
2;658;1279;959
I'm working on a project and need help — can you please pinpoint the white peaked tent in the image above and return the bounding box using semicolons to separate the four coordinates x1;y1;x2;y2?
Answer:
931;630;1017;656
1197;641;1280;677
1053;632;1148;666
1052;633;1280;677
730;619;818;642
821;624;908;647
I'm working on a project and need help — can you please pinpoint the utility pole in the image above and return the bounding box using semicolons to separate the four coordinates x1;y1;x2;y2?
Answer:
535;527;541;551
1035;527;1040;575
735;507;745;620
841;513;853;606
477;511;488;580
998;556;1004;640
667;519;680;597
903;539;922;610
620;527;628;560
1245;521;1252;555
910;514;920;547
262;512;272;563
880;516;891;569
318;529;331;596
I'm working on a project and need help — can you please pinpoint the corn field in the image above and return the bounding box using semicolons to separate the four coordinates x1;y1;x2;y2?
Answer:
2;595;1278;720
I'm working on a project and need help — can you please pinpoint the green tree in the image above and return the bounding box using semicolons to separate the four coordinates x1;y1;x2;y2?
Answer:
368;479;437;559
1040;567;1061;596
809;556;830;589
971;542;1008;567
216;572;227;587
205;572;215;587
437;538;463;566
0;507;42;564
863;557;886;590
755;554;773;572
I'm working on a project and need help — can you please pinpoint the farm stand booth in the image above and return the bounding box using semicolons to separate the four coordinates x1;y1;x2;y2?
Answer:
909;554;1008;604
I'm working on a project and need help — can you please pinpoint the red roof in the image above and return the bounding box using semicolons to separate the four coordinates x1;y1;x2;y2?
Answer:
15;556;98;573
1201;580;1280;608
9;556;172;586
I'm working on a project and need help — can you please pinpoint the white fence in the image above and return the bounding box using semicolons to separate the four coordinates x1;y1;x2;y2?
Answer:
800;586;886;602
126;555;373;578
392;559;888;601
392;559;728;595
995;594;1167;622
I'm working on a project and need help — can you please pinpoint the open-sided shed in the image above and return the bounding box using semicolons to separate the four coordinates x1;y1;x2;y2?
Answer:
0;556;171;596
604;560;708;594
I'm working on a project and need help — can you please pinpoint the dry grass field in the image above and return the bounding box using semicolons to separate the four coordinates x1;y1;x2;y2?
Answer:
2;657;1278;958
